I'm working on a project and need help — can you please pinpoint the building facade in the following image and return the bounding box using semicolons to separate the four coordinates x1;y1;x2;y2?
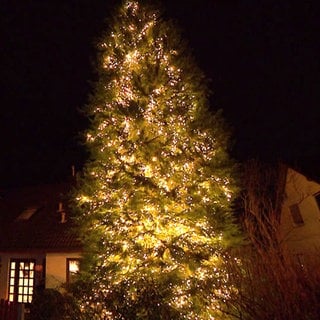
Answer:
0;183;81;304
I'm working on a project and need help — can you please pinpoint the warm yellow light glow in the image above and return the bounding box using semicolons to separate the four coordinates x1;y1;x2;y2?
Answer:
69;260;80;273
78;195;91;204
143;164;153;177
124;50;139;65
76;0;238;318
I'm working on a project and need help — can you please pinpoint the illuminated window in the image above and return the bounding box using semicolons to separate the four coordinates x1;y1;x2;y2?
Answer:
8;259;35;303
289;204;304;225
66;259;80;284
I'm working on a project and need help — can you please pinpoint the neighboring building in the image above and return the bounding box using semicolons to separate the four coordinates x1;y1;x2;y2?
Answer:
240;161;320;269
0;182;82;304
279;168;320;265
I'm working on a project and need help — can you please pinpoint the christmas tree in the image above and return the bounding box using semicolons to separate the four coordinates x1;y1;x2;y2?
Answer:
74;1;240;319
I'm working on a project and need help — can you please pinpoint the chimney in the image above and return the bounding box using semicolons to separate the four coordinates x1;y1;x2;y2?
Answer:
57;202;67;223
71;165;75;177
60;211;67;224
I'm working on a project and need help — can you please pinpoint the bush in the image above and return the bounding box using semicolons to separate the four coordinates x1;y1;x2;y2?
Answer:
29;288;82;320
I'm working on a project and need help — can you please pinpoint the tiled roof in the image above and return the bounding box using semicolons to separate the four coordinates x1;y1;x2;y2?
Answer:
0;182;82;252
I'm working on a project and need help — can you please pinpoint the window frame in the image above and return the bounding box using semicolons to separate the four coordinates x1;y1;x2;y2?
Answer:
289;203;304;226
66;258;80;284
8;259;36;303
314;193;320;211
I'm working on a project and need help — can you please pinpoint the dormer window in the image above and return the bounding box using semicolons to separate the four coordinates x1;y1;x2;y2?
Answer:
15;206;40;221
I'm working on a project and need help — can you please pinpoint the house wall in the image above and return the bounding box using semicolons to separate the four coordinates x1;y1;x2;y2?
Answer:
0;254;10;300
0;251;81;300
45;252;81;290
280;168;320;261
0;253;45;300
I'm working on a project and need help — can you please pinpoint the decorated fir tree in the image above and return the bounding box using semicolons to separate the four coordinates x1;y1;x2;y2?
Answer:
74;1;241;319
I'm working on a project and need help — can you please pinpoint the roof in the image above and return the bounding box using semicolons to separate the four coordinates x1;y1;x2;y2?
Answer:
0;182;82;252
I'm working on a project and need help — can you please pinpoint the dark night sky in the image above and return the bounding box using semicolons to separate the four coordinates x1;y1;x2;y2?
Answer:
1;0;319;188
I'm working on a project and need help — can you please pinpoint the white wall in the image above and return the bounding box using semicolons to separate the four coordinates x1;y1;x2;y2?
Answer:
280;168;320;259
45;252;81;290
0;252;81;300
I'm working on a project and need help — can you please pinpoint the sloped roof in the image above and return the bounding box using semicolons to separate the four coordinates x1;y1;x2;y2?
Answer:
0;182;82;252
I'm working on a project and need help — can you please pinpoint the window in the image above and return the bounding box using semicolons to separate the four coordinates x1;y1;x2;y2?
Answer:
314;193;320;210
66;259;80;284
15;206;39;221
289;204;304;225
8;259;35;303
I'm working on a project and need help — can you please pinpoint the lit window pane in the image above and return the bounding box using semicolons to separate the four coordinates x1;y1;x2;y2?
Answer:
9;259;35;303
69;260;80;273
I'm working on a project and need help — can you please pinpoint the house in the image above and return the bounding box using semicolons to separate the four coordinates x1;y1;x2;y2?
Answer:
279;167;320;265
243;162;320;265
1;165;320;306
0;182;82;305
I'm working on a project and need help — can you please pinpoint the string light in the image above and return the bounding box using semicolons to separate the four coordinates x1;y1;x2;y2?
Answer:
75;0;240;319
